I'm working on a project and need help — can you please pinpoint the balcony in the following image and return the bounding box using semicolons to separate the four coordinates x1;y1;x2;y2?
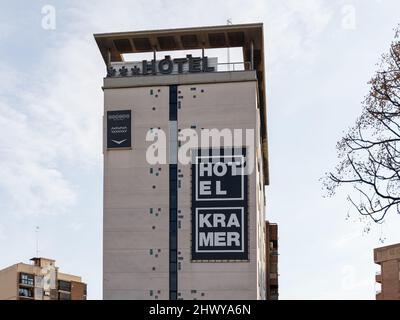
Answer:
269;277;278;286
269;288;279;301
18;287;34;300
375;271;382;283
271;249;279;256
270;255;278;264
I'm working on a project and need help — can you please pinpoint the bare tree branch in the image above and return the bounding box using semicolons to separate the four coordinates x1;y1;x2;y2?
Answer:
323;24;400;223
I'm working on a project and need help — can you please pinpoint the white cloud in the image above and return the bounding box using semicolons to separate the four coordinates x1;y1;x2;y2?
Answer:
0;24;103;216
0;17;14;40
265;0;333;66
333;230;362;248
0;101;77;216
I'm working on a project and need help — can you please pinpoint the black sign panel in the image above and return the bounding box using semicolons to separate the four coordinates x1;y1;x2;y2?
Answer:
192;149;248;261
107;110;131;149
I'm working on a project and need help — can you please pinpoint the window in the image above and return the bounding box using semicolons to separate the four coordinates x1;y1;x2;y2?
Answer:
169;86;178;121
19;287;33;298
170;166;177;175
170;209;177;220
170;250;177;262
170;273;177;291
170;222;177;233
170;195;177;208
19;273;34;286
170;263;177;273
58;280;71;292
170;234;177;247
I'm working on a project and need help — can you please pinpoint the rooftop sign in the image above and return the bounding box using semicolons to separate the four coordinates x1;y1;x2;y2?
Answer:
108;55;217;77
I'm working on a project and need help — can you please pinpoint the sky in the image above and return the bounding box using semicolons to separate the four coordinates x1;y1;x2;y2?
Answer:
0;0;400;300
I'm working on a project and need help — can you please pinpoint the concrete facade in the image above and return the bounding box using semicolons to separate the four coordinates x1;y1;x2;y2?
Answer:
102;73;267;300
374;243;400;300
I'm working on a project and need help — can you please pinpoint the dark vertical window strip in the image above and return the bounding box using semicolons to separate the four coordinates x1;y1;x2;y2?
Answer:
169;85;178;300
169;85;177;121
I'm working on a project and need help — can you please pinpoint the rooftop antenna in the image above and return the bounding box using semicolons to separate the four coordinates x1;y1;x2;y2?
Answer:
35;226;40;257
227;19;232;71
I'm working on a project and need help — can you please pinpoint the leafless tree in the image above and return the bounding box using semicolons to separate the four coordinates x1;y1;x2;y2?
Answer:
324;25;400;223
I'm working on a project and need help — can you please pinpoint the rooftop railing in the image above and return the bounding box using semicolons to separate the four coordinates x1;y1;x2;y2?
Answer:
217;61;252;72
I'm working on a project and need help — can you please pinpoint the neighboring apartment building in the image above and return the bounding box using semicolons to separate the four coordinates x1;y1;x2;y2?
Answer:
95;23;271;300
374;243;400;300
265;221;278;300
0;257;87;300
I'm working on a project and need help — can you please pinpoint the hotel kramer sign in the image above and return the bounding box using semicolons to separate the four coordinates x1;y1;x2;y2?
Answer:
107;55;217;77
191;149;249;261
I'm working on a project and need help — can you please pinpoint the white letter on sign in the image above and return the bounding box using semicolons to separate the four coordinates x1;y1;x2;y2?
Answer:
199;162;213;177
213;162;227;176
199;181;211;195
227;213;240;228
227;232;241;246
216;181;227;195
214;232;226;246
199;214;212;228
213;214;226;227
199;232;213;246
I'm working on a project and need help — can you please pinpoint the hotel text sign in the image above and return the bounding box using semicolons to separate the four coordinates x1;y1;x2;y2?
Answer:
107;55;216;77
192;149;248;261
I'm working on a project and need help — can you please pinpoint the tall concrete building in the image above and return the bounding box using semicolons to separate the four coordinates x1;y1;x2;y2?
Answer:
374;243;400;300
95;23;271;300
0;258;87;300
